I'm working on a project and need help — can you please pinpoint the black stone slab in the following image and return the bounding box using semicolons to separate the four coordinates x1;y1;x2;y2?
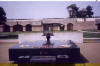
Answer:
9;40;80;63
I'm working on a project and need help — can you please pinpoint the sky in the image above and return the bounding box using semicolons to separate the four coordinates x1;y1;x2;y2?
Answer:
0;1;100;19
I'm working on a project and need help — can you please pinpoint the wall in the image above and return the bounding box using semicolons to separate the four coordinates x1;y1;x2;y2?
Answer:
0;18;100;32
77;21;97;31
32;26;43;31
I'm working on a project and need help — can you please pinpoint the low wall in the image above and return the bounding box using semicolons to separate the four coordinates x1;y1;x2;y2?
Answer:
18;32;83;43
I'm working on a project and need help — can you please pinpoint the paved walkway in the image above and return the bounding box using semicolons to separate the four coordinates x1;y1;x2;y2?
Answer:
0;39;18;42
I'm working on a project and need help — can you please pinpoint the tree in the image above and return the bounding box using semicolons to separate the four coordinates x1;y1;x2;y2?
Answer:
67;4;94;18
78;9;87;21
86;5;94;18
67;4;79;18
78;8;87;18
0;7;7;25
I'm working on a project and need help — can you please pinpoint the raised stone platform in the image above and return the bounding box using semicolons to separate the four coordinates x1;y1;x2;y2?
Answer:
9;40;80;63
18;32;83;43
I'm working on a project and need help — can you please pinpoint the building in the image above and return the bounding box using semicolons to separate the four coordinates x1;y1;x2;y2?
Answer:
0;18;100;32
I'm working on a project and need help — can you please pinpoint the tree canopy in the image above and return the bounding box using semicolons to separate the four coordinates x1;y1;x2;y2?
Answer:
0;6;7;25
67;4;94;18
67;4;79;18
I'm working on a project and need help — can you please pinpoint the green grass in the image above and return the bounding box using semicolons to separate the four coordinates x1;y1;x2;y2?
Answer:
0;31;42;39
0;35;18;39
83;32;100;38
83;30;100;32
0;31;42;35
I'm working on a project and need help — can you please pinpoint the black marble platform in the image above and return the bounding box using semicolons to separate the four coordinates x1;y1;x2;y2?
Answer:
9;40;80;63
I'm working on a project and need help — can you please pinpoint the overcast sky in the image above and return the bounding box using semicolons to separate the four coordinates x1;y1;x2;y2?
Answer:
0;1;100;19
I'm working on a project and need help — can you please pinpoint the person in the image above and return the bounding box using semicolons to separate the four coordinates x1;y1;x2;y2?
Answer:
46;33;51;44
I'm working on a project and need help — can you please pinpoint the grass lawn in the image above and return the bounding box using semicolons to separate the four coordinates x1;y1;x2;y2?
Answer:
83;30;100;32
0;31;42;39
83;32;100;38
